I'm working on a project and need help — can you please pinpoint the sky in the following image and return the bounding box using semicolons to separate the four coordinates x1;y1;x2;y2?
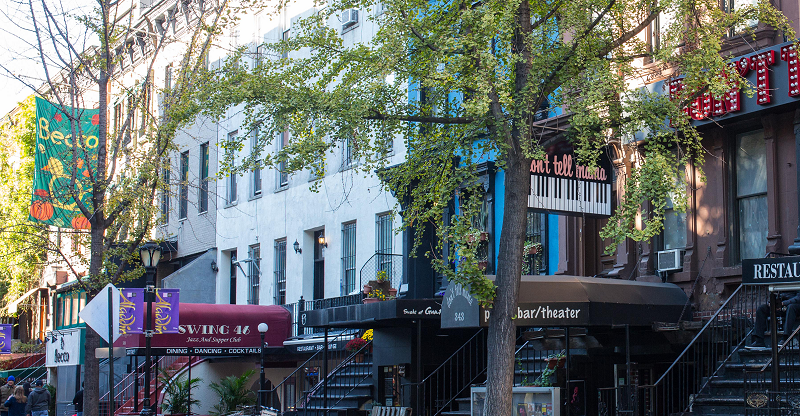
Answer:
0;0;96;116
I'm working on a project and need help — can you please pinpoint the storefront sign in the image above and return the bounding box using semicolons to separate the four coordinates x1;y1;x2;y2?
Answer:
126;346;269;356
481;303;590;327
742;256;800;285
662;42;800;125
0;325;11;354
116;303;291;350
284;339;348;354
528;144;612;217
441;283;480;328
46;327;84;367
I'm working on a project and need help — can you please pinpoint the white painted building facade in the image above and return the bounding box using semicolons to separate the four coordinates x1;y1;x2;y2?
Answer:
209;2;405;308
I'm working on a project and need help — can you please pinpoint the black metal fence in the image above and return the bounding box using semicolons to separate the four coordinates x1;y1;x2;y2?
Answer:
629;284;769;416
360;253;404;291
282;294;364;337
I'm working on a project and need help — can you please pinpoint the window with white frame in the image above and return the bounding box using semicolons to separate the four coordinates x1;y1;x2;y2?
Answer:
227;130;238;204
199;142;209;212
662;164;687;251
252;127;262;196
735;130;767;263
160;160;170;224
376;212;393;276
248;244;261;305
277;130;288;187
725;0;758;34
341;222;357;295
179;151;188;219
274;239;287;305
341;137;356;170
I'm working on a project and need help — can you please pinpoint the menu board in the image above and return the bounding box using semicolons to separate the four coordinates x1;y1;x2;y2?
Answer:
471;387;560;416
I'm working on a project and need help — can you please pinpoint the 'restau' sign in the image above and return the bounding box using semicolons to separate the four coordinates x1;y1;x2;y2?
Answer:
742;256;800;285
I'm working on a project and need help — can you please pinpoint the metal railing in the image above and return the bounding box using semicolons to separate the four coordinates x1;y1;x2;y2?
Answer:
598;386;638;416
99;355;184;416
743;309;800;415
636;284;769;415
405;329;488;416
264;329;359;414
360;253;403;291
295;339;373;414
282;295;364;338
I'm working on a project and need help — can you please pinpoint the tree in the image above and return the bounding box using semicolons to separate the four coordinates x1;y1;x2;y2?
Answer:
0;96;47;317
184;0;796;414
0;0;231;414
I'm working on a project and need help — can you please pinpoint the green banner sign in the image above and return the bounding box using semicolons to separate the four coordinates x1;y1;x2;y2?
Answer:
29;97;99;229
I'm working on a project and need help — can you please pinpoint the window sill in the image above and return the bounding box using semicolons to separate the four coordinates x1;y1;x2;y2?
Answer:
198;210;209;215
275;185;288;193
249;192;263;201
341;23;359;35
224;201;238;208
179;216;188;222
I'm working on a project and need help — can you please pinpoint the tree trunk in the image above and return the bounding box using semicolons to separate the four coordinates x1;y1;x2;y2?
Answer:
483;154;531;416
83;327;101;416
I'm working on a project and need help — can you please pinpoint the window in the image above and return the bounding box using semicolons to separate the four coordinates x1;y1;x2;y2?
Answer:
230;250;238;304
277;131;288;187
662;165;687;250
314;230;325;300
341;222;357;295
179;151;189;219
160;160;170;224
281;29;290;59
164;64;173;91
341;137;356;169
199;143;209;212
725;0;758;31
735;130;767;262
376;212;393;276
227;131;238;203
248;244;261;305
252;128;262;196
139;79;151;136
274;239;287;305
524;211;547;275
114;103;123;139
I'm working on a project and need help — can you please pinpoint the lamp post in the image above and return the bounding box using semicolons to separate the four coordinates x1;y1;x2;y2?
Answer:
139;242;162;416
257;323;268;410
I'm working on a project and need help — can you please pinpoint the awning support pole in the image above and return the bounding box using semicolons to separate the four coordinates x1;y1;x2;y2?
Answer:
108;287;115;416
626;324;632;413
323;328;328;415
565;326;570;416
770;292;780;397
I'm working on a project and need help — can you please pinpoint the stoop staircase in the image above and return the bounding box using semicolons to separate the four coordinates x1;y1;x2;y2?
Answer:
599;284;772;416
101;355;201;416
299;352;374;414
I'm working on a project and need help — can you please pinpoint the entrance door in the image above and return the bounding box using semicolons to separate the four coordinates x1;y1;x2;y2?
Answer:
313;230;325;299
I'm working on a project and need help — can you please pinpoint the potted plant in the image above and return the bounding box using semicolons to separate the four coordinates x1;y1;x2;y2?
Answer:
524;241;542;255
209;370;256;416
363;272;395;303
544;351;566;369
345;337;369;362
160;370;201;416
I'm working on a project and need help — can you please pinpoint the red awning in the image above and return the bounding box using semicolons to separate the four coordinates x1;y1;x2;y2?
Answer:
115;303;291;349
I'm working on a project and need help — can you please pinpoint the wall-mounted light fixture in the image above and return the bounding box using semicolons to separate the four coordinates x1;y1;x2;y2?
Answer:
210;260;219;272
318;233;328;248
293;240;302;254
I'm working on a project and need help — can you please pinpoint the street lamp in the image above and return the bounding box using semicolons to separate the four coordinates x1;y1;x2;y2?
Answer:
139;242;162;416
258;322;268;410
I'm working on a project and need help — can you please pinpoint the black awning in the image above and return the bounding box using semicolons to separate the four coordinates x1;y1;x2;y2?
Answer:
442;275;689;328
301;299;442;329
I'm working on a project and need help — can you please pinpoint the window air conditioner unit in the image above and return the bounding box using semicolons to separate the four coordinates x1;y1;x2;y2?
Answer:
341;9;358;30
657;249;683;272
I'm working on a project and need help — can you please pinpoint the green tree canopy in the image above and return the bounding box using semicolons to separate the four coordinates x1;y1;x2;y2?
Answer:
184;0;796;414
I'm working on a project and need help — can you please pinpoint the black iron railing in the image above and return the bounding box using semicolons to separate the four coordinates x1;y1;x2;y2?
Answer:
264;329;362;414
360;253;403;291
296;339;373;414
636;284;769;416
743;314;800;415
282;294;364;337
598;386;638;416
404;329;487;416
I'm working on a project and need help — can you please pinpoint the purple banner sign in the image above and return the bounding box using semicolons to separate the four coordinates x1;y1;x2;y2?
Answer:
0;325;13;353
154;289;180;334
119;289;145;335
